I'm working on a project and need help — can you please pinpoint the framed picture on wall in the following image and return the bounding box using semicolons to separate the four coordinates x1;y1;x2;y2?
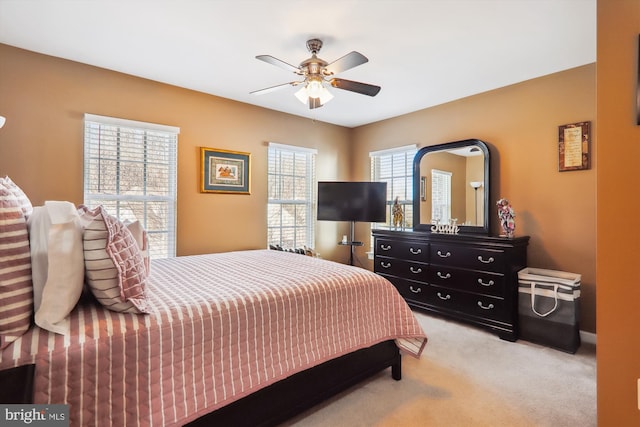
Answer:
558;121;591;172
200;147;251;194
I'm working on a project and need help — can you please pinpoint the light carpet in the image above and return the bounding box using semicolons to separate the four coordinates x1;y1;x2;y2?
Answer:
282;311;596;427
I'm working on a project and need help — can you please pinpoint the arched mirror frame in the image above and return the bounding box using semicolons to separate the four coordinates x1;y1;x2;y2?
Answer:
413;139;490;235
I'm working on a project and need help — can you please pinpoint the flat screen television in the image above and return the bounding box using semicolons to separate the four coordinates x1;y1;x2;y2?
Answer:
317;181;387;223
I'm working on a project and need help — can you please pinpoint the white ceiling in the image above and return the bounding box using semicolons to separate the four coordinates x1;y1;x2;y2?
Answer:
0;0;596;128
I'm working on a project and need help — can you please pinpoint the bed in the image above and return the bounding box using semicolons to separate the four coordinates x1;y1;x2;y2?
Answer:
0;248;427;426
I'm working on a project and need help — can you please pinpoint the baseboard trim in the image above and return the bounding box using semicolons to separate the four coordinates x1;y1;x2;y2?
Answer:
580;330;596;346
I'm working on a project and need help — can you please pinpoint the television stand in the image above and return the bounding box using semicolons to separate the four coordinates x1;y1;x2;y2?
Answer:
338;220;364;266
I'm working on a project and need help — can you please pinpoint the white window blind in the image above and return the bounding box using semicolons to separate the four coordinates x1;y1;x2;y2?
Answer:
83;113;179;259
370;145;417;229
267;142;317;249
431;169;452;224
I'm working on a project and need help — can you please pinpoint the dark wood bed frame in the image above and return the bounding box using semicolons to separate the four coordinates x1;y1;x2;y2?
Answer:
188;340;401;426
0;340;401;427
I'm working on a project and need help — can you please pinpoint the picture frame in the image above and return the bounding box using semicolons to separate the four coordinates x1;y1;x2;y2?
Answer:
200;147;251;194
558;121;590;172
420;176;427;201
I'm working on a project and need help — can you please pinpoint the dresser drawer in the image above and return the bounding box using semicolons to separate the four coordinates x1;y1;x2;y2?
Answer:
430;243;505;272
424;287;508;322
374;256;429;282
427;267;505;297
376;238;428;262
382;276;430;304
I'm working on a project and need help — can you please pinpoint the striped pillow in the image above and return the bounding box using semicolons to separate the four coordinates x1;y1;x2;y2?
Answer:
0;186;33;349
0;176;33;219
80;205;149;313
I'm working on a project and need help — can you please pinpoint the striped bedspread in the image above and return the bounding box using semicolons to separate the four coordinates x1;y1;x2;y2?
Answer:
0;250;427;426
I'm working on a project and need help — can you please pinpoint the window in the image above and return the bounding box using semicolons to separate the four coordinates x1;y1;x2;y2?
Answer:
83;114;179;259
267;142;317;249
431;169;452;224
370;145;417;229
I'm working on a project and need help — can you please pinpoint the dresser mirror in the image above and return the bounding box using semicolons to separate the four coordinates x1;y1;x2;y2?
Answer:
413;139;490;235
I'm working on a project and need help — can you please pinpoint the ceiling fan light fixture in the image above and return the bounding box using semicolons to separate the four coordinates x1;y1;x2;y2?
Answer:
294;81;334;106
317;86;334;104
306;78;324;98
294;86;309;104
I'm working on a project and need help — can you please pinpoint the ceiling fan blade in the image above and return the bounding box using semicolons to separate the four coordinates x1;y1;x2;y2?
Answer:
324;51;368;75
250;82;296;95
256;55;300;73
330;78;381;97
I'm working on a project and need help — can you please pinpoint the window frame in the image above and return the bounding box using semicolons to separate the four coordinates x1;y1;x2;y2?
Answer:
267;142;317;249
83;113;179;259
431;169;452;224
369;144;417;231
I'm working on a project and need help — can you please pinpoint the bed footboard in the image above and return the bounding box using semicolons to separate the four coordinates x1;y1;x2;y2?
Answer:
0;364;35;404
186;340;401;427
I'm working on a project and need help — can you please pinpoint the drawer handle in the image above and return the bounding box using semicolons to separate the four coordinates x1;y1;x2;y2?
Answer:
380;244;392;251
477;301;495;310
437;292;451;300
409;266;422;274
409;286;422;294
477;279;495;287
437;272;451;279
437;250;451;258
477;256;495;264
380;261;392;269
409;247;422;254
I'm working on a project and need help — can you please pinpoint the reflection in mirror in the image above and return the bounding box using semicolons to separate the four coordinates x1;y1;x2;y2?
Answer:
413;139;490;235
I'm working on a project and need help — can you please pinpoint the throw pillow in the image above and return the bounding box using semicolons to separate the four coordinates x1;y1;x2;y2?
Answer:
80;205;150;313
0;185;33;349
0;176;33;219
28;201;85;335
123;219;150;274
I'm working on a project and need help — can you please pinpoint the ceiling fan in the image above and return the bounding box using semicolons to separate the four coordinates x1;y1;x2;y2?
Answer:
250;38;381;109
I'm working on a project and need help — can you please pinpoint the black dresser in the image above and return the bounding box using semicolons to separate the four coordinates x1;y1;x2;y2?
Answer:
372;229;529;341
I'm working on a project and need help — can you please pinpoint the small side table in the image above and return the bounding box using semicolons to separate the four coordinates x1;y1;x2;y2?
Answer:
338;240;364;266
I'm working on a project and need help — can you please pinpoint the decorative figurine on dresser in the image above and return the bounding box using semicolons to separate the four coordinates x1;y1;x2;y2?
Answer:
497;198;516;238
372;139;529;341
392;196;404;230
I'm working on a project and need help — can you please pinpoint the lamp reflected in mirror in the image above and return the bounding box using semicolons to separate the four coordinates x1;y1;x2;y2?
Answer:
470;181;484;225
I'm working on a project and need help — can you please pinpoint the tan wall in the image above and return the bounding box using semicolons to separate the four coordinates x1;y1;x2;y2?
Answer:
596;1;640;425
0;44;353;262
351;64;597;333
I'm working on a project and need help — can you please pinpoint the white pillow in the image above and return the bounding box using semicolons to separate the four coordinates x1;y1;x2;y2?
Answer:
28;206;49;311
28;201;85;335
